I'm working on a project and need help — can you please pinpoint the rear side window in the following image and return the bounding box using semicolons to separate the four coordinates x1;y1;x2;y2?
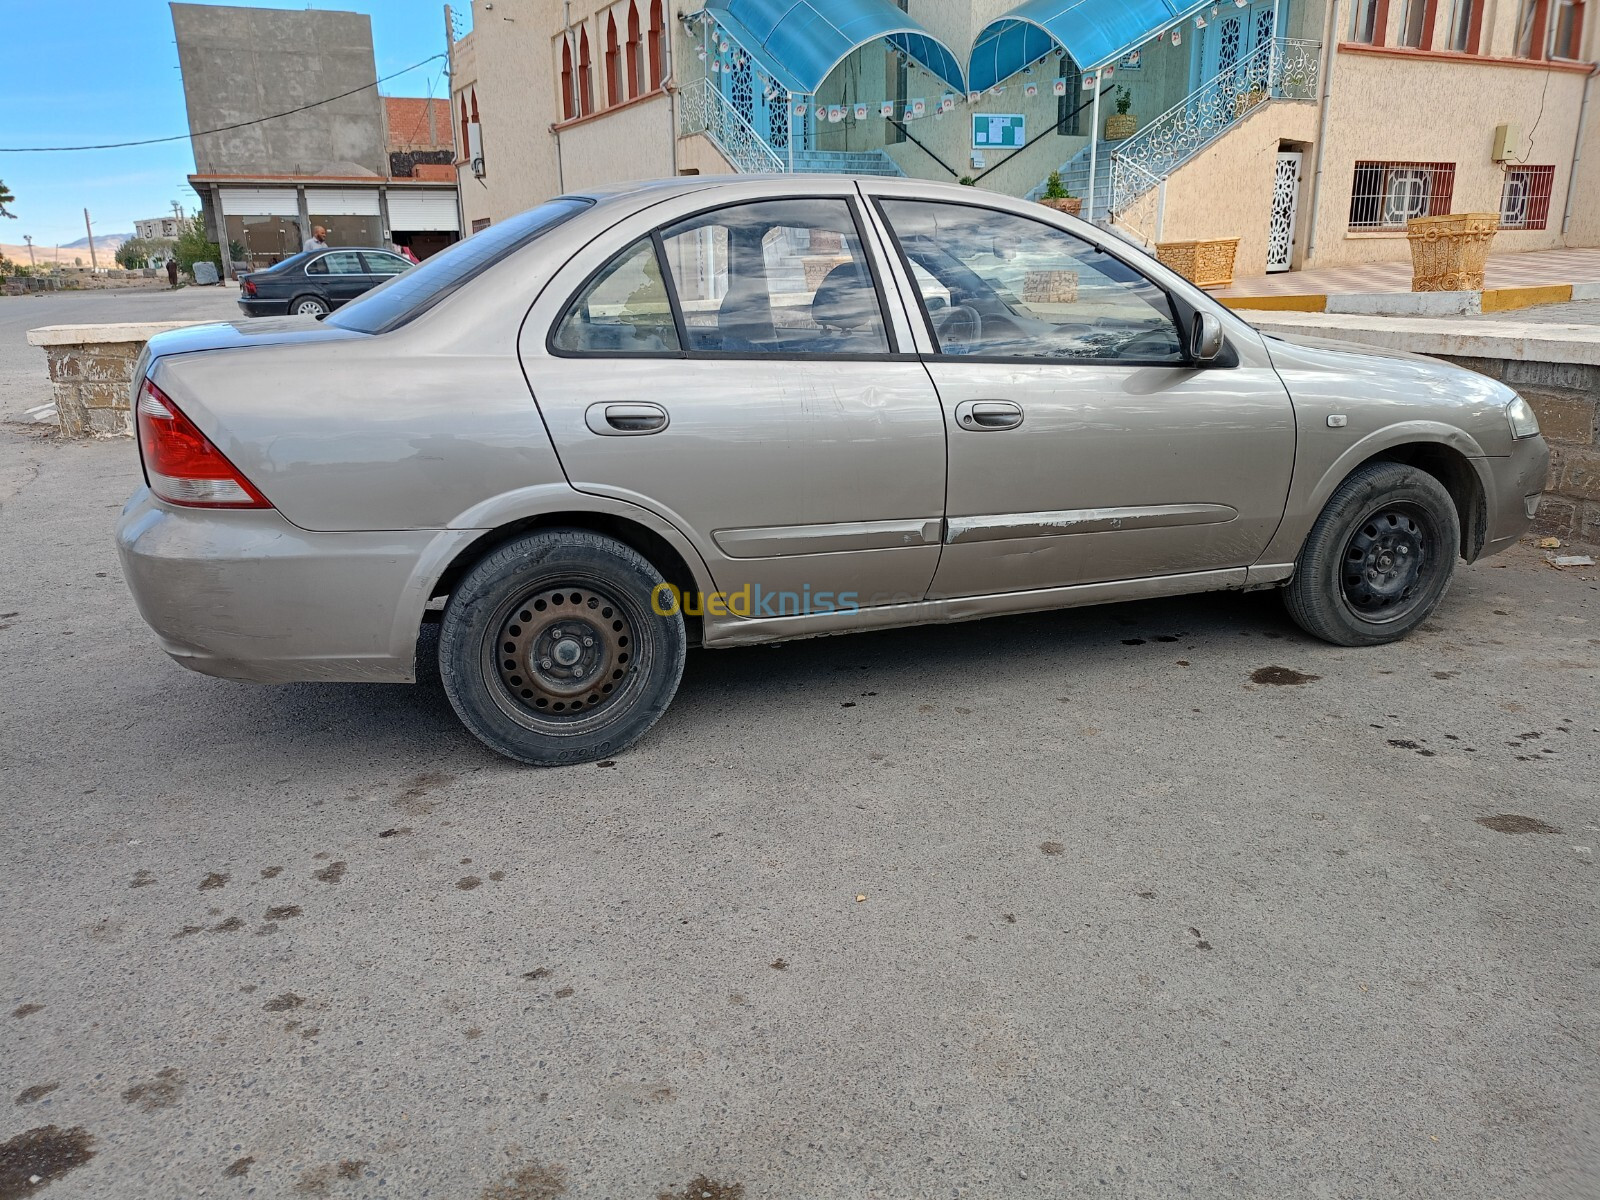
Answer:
329;197;592;334
552;238;680;353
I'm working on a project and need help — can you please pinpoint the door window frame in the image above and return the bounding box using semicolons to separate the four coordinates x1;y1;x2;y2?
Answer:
546;194;908;362
868;196;1226;370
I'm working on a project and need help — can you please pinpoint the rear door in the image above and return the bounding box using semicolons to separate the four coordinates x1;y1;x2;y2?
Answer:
866;189;1296;598
518;184;947;615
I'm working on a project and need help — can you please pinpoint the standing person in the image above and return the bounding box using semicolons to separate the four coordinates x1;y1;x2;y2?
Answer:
165;257;179;289
302;225;329;252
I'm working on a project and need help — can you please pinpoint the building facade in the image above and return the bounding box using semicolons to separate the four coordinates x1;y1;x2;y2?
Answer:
447;0;1597;280
173;2;462;274
133;216;185;241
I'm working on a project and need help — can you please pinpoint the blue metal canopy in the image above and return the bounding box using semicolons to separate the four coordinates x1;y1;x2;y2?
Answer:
968;0;1207;92
706;0;967;95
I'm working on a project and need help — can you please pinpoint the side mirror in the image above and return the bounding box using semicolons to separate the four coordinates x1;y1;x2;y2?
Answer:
1191;311;1225;363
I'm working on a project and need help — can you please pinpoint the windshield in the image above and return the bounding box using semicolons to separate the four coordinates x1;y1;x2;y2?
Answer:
328;197;593;334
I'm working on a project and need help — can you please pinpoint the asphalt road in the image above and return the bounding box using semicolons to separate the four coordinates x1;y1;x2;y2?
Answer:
1;291;1597;1199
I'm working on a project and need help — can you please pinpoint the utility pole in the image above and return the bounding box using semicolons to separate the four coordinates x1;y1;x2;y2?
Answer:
23;235;35;270
83;208;98;272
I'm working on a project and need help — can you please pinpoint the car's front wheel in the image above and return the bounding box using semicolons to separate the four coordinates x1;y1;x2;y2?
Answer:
438;530;687;765
1284;460;1461;646
290;295;330;318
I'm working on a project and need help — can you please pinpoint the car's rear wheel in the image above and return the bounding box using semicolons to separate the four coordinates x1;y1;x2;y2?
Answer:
290;295;330;318
1284;461;1460;646
438;530;686;765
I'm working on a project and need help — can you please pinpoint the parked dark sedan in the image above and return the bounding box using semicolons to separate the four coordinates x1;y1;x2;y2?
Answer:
237;247;412;318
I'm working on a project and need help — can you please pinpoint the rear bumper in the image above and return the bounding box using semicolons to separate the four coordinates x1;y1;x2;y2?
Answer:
116;488;478;684
1478;435;1550;558
236;297;288;317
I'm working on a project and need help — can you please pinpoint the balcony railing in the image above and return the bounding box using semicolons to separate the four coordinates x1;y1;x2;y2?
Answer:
678;77;785;175
1110;37;1321;216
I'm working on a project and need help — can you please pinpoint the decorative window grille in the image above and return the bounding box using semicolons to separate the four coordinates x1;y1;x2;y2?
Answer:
1500;165;1555;229
1348;161;1457;230
731;56;754;125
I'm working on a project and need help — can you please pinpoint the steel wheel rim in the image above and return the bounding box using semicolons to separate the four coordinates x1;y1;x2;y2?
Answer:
1339;502;1435;624
483;578;647;734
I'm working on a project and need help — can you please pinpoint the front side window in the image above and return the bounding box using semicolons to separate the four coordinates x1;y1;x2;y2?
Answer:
362;252;410;276
657;198;889;355
552;238;679;353
879;199;1184;363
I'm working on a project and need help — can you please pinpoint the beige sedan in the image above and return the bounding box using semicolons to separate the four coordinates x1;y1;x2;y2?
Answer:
117;176;1549;764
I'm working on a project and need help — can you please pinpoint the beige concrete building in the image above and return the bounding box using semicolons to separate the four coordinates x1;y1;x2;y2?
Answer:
446;0;1597;278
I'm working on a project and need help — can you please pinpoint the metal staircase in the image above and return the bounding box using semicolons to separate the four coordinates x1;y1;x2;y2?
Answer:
1106;38;1321;222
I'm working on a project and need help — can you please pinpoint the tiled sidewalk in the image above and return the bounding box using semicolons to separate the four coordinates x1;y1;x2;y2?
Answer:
1219;247;1600;298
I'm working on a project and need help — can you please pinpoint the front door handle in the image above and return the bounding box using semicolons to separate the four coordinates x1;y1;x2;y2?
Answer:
585;402;669;436
954;400;1023;431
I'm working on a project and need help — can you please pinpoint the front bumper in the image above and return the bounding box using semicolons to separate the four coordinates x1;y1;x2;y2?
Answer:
116;488;476;684
1478;434;1550;558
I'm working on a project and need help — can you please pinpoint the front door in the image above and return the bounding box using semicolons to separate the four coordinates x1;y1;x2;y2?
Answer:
521;189;946;614
869;193;1296;598
1200;0;1279;88
1267;150;1302;272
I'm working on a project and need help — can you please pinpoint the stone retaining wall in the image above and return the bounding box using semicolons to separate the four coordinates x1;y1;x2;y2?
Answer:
26;323;206;437
1440;357;1599;545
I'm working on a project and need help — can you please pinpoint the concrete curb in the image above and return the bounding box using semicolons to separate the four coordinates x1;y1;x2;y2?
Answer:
1224;282;1597;317
1245;311;1600;365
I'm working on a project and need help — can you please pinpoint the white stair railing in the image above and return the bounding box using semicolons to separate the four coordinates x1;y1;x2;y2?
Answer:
678;77;785;175
1109;38;1320;217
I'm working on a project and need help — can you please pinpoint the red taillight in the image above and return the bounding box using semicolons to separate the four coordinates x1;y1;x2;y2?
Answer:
136;379;271;509
242;277;257;297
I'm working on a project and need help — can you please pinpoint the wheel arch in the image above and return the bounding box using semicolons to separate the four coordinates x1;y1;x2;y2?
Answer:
427;510;710;642
1270;425;1494;568
1358;441;1489;562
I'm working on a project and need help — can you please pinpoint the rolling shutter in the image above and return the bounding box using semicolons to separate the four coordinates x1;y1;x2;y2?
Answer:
218;187;299;216
305;188;382;215
387;191;461;232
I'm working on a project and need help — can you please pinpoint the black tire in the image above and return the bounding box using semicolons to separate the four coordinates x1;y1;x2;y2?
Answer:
438;530;686;765
1284;461;1460;647
289;294;330;318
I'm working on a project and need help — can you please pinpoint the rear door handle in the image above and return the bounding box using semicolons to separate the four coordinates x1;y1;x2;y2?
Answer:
954;400;1023;431
585;402;669;435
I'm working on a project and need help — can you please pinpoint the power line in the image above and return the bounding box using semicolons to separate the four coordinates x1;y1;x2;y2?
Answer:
0;54;446;153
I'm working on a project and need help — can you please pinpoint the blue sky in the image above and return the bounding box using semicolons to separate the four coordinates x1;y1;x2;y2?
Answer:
1;0;462;246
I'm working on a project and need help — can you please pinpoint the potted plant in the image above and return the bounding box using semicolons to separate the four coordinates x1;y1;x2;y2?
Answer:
1038;169;1082;216
1106;87;1137;140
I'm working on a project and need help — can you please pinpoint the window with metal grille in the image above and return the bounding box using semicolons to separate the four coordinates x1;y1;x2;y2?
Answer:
1500;165;1555;229
1348;161;1456;230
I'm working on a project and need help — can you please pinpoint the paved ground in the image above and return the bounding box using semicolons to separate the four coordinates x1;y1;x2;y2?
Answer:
1463;297;1600;325
0;286;240;423
2;292;1597;1199
1221;246;1600;298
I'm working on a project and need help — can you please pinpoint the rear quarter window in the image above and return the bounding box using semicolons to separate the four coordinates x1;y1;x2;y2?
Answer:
328;197;593;334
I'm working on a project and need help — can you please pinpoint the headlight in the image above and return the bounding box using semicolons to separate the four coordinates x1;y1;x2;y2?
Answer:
1506;395;1540;440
